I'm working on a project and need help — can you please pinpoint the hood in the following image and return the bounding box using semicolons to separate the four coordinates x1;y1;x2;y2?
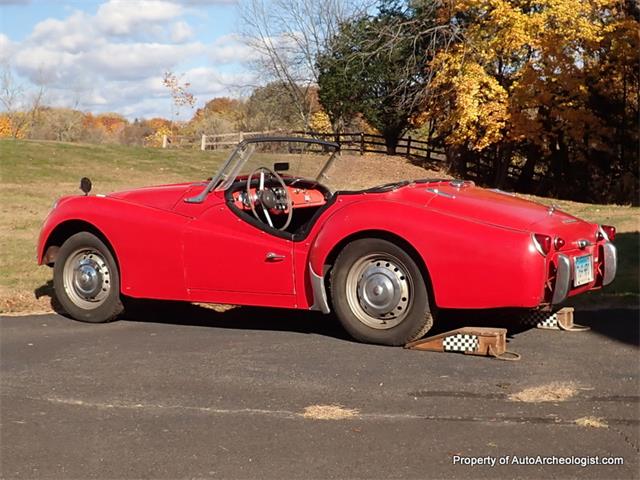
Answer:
398;182;588;233
109;182;204;211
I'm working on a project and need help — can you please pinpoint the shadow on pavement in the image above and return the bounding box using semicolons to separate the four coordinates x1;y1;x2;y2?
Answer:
573;308;639;347
34;281;637;347
121;299;354;342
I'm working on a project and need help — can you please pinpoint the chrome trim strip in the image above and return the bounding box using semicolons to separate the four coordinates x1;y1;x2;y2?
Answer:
552;254;571;304
490;188;516;197
602;242;617;286
426;187;456;199
309;263;330;314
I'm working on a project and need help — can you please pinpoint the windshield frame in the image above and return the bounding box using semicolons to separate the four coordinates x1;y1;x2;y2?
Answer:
185;136;340;204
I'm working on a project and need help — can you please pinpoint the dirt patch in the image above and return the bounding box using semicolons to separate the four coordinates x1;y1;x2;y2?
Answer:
508;382;578;403
575;416;608;428
301;404;359;420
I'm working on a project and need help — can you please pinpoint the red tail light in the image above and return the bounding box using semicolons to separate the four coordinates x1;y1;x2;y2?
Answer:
532;233;552;256
554;237;565;250
601;225;616;241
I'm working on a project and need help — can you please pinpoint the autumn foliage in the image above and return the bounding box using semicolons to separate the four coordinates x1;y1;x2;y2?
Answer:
423;0;639;203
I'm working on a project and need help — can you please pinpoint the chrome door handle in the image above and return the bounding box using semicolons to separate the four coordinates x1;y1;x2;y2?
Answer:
265;252;286;262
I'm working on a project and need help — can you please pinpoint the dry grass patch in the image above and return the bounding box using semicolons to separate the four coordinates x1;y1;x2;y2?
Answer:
301;404;359;420
508;382;578;403
575;416;608;428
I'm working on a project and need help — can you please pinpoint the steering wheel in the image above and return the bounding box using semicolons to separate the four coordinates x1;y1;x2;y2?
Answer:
246;167;293;231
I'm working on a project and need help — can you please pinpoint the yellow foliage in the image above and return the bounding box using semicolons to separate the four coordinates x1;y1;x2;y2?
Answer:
145;124;172;148
427;0;638;153
0;115;26;139
309;110;333;133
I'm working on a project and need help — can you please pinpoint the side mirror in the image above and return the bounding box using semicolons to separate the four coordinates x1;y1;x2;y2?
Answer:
274;162;289;172
80;177;92;195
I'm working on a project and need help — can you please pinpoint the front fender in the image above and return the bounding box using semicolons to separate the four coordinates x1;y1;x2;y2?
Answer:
38;195;190;300
308;199;546;309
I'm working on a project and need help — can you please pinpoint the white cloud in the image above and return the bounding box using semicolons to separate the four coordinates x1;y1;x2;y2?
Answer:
171;20;194;43
95;0;184;36
87;42;204;79
29;12;98;53
208;34;259;64
2;0;254;119
0;33;15;62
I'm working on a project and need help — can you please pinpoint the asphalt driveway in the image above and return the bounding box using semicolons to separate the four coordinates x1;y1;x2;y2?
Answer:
1;303;638;479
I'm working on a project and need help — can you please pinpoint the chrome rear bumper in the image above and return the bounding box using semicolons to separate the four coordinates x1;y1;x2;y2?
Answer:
552;242;617;304
602;242;617;286
552;254;571;304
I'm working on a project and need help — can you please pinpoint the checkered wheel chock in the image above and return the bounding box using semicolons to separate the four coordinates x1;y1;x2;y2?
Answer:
520;310;559;328
443;334;479;352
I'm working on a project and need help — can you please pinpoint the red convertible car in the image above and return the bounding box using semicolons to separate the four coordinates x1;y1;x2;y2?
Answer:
37;137;617;345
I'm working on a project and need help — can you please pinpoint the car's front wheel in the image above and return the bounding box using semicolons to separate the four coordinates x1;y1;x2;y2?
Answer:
53;232;123;323
330;238;433;345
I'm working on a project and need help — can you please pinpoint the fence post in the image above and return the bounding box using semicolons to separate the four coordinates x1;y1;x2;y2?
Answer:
360;132;365;155
238;132;244;142
162;134;168;149
425;119;434;164
201;134;206;151
407;135;412;156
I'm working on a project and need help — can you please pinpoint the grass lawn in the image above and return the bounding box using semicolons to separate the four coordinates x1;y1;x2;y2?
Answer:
0;139;638;313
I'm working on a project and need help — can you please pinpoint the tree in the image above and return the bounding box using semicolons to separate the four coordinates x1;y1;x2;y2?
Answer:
0;63;47;139
424;0;639;203
317;1;458;153
162;71;196;133
243;81;306;131
188;97;244;135
240;0;359;130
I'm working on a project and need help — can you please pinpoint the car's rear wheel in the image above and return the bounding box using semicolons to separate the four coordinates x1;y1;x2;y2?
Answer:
53;232;123;323
330;238;433;345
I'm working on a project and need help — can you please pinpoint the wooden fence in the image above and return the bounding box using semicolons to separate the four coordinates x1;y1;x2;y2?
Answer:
160;129;538;189
162;130;280;150
294;131;446;163
162;130;444;161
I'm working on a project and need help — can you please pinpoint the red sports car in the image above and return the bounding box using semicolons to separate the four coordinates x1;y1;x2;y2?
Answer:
37;137;617;345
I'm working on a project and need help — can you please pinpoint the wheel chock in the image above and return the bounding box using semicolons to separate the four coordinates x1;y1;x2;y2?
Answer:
520;307;589;332
405;327;520;361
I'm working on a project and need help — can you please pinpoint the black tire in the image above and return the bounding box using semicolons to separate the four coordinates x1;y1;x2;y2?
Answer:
330;238;433;346
53;232;123;323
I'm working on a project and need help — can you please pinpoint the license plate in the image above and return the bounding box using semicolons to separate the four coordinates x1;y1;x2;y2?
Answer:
574;254;593;287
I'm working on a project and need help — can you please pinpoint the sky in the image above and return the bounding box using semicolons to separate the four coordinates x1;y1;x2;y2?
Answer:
0;0;260;119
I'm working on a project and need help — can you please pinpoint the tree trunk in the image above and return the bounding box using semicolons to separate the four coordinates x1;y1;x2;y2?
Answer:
383;132;399;155
515;144;539;193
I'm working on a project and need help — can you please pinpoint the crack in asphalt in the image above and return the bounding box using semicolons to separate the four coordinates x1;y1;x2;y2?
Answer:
408;391;640;403
15;395;636;427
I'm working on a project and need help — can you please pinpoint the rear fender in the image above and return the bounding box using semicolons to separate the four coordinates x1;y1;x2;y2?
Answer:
307;200;545;309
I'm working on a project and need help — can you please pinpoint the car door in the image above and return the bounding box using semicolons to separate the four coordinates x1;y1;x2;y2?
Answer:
182;200;295;304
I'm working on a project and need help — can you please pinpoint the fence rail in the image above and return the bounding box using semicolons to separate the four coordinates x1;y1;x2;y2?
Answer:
162;130;445;161
162;130;282;150
160;129;538;189
292;131;446;162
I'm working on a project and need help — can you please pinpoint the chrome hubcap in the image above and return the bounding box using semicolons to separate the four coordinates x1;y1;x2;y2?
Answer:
346;254;412;329
63;249;111;309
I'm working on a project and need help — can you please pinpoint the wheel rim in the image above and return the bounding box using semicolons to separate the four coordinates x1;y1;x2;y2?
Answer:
345;253;413;329
62;248;111;310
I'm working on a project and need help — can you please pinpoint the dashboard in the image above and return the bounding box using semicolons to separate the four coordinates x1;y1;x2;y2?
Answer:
232;184;326;213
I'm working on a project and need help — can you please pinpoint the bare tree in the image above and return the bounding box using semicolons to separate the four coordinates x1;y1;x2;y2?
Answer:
240;0;364;130
1;63;48;138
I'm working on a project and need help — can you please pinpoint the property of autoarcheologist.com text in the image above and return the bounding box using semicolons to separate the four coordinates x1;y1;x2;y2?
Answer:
452;455;624;468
